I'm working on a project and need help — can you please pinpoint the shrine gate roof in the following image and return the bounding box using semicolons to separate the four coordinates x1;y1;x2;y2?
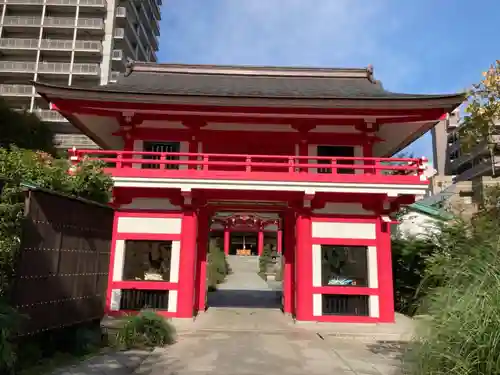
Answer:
34;61;464;101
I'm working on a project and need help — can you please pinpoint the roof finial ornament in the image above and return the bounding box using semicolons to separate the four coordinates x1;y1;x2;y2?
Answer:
124;58;135;77
367;64;375;83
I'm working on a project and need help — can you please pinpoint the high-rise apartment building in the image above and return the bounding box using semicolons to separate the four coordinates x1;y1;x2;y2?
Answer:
0;0;161;149
432;108;500;181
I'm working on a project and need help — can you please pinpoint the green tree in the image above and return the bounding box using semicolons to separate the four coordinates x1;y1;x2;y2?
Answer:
0;148;113;296
0;98;55;154
458;61;500;176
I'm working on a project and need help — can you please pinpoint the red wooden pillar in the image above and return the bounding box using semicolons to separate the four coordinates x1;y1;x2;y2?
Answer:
295;210;312;321
195;208;209;312
377;217;395;322
257;229;264;256
283;210;295;315
277;229;283;254
223;227;230;255
177;209;198;318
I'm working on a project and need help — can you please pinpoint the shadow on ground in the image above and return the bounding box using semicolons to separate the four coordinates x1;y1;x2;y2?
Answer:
207;289;281;308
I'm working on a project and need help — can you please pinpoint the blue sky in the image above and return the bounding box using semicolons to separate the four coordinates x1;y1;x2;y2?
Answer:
158;0;499;161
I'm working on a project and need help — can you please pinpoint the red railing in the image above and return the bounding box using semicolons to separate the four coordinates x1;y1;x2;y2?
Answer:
69;149;429;183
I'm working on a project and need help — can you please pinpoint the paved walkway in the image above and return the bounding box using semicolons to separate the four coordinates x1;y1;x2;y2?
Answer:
137;308;407;375
53;256;409;374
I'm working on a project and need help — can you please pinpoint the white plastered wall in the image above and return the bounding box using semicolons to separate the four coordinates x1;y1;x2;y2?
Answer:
121;198;181;211
311;220;379;318
110;215;182;313
133;140;143;169
313;203;373;216
179;141;189;170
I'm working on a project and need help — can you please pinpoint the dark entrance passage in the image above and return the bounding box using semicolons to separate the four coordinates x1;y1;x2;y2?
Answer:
229;233;257;255
207;255;282;309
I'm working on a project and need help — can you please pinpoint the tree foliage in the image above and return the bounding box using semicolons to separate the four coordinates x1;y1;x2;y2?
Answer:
0;98;55;154
206;238;231;290
458;60;500;152
0;147;113;296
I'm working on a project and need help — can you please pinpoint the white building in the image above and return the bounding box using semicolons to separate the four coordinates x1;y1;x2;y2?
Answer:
396;201;452;239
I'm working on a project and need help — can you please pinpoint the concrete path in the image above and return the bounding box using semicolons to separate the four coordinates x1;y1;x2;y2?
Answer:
137;308;407;375
54;256;409;374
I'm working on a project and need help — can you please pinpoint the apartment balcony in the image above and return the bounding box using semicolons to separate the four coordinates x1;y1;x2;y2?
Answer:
449;135;500;173
0;61;100;75
2;16;104;32
0;84;35;97
46;0;107;9
1;0;106;8
455;157;500;181
55;134;99;149
0;38;102;54
69;150;430;195
34;109;66;122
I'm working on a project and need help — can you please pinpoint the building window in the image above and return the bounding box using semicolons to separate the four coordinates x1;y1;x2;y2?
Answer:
143;141;180;169
321;245;368;287
122;240;172;282
317;146;355;174
119;289;169;310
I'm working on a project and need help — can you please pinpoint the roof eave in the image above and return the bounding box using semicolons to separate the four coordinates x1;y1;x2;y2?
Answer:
34;82;465;108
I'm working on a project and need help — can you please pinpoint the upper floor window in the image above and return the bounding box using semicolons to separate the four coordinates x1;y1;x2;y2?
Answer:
143;141;180;170
317;146;355;174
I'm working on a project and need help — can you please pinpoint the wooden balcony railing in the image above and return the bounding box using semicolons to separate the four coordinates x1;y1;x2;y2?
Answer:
69;149;429;184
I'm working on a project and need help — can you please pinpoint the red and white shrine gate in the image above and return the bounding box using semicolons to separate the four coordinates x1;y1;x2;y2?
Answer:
35;62;463;323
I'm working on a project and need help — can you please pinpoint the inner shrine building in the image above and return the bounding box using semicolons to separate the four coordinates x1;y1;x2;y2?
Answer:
34;62;463;323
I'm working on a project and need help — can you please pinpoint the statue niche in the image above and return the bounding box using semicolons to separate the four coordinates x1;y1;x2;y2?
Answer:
123;240;172;281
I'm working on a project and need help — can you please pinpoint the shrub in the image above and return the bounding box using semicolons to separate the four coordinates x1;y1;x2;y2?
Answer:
391;237;437;316
258;243;274;280
206;238;230;290
115;311;175;350
0;300;22;375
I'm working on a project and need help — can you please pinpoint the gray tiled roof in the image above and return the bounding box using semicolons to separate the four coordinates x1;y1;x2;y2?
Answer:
37;62;464;100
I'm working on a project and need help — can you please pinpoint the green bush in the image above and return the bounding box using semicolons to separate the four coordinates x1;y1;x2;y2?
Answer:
391;237;437;316
406;187;500;375
207;238;230;290
0;147;113;297
115;311;175;350
259;243;273;275
0;147;113;372
0;300;22;375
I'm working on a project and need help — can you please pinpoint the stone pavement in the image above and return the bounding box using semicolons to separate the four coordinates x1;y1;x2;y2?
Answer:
49;349;153;375
53;256;410;374
137;308;408;375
